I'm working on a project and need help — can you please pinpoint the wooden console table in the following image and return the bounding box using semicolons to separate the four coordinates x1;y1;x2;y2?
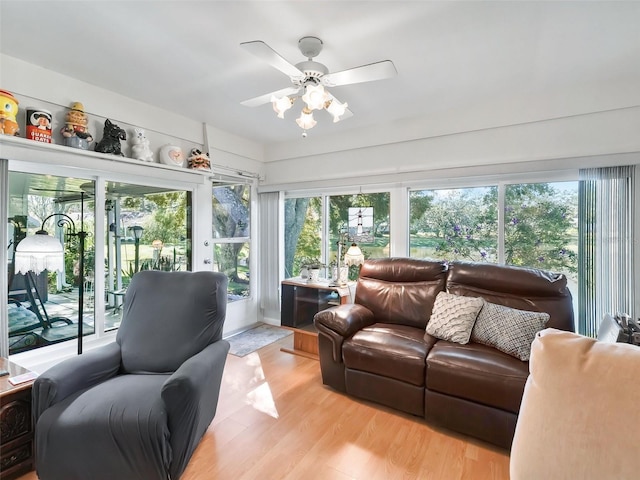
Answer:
0;358;36;479
280;278;354;359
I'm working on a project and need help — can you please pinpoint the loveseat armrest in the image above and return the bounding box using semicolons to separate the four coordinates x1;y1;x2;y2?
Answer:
314;304;375;362
33;342;122;421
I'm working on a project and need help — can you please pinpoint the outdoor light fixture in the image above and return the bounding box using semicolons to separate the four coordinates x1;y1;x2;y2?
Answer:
131;225;144;273
14;193;88;354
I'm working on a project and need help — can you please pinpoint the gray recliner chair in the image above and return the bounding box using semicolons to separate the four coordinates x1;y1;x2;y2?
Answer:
32;270;230;480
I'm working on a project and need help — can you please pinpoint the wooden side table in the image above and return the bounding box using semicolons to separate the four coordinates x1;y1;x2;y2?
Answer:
0;358;35;479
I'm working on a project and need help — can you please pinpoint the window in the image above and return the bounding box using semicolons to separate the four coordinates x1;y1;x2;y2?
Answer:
410;187;497;262
7;172;95;355
212;184;251;301
284;196;322;278
504;182;578;289
409;181;579;311
283;191;391;282
329;192;390;275
104;182;191;328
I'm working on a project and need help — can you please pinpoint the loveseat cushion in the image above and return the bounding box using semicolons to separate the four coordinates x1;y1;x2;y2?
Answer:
355;258;447;329
426;340;529;413
447;261;574;332
343;323;436;387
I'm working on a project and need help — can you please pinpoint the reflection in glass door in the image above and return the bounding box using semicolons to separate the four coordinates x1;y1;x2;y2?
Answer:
7;172;95;355
104;183;191;330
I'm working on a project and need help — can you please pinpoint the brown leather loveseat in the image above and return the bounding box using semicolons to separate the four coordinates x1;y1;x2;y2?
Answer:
314;258;574;449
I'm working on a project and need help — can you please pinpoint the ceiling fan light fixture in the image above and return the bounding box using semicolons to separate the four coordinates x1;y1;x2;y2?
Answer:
325;97;349;122
271;94;294;119
296;107;317;130
240;37;396;136
302;83;329;110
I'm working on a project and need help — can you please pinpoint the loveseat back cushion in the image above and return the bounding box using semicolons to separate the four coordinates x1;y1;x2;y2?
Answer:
446;262;574;332
426;340;529;413
117;270;228;374
343;323;437;387
355;258;448;329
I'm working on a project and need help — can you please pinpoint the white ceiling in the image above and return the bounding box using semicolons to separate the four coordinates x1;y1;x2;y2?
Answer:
1;1;640;147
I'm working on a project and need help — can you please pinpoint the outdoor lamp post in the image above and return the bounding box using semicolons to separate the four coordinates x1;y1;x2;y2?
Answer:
14;193;88;354
131;225;144;272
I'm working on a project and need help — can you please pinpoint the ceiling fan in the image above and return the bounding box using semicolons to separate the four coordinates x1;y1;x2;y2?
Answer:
240;36;397;135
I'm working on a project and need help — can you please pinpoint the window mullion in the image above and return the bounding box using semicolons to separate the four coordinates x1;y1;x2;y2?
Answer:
497;183;506;264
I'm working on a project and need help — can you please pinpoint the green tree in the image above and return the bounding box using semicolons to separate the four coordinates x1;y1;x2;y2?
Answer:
421;184;578;274
212;185;250;282
285;197;321;277
143;192;187;245
503;184;578;274
419;187;498;262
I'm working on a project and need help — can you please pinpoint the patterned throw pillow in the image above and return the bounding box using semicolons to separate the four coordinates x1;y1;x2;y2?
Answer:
426;291;484;344
471;301;550;361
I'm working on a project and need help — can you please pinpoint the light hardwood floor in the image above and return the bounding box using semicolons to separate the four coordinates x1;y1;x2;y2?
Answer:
19;335;510;480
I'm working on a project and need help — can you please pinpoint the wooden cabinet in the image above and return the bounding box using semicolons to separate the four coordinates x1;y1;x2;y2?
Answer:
0;358;35;480
280;278;353;359
281;280;344;329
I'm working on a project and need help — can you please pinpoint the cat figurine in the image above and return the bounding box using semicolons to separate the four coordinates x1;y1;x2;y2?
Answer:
130;127;154;162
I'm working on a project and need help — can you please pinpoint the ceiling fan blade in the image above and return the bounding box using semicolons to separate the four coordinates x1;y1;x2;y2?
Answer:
240;40;304;78
240;86;301;107
323;60;397;87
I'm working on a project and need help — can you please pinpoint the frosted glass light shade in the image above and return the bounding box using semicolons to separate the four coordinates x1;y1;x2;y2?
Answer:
14;232;64;274
296;108;317;130
302;84;328;110
344;243;365;266
271;95;293;119
326;98;348;122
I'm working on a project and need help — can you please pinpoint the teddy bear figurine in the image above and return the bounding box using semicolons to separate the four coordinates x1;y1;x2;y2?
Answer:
130;128;154;162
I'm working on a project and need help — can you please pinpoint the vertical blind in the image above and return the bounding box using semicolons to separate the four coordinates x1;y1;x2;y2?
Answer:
578;165;636;337
0;158;8;357
258;192;281;316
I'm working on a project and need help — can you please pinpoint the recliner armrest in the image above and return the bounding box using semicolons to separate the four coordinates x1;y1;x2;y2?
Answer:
314;304;375;362
161;339;230;480
33;342;122;421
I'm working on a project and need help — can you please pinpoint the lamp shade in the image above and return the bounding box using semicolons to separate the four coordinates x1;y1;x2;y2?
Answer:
14;231;65;274
302;83;328;110
296;108;317;130
344;243;365;266
271;95;293;119
326;97;348;122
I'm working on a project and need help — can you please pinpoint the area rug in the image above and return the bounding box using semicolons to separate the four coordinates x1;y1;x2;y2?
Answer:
227;324;292;357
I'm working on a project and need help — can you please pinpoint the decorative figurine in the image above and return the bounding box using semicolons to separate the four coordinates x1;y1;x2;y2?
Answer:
61;102;93;149
95;119;126;156
187;148;211;171
159;144;186;167
0;89;20;136
130;128;154;162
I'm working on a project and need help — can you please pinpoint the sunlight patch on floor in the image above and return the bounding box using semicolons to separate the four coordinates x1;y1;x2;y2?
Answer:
246;381;279;419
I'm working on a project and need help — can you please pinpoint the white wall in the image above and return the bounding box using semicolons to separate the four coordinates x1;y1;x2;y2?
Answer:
261;106;640;189
1;55;267;370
